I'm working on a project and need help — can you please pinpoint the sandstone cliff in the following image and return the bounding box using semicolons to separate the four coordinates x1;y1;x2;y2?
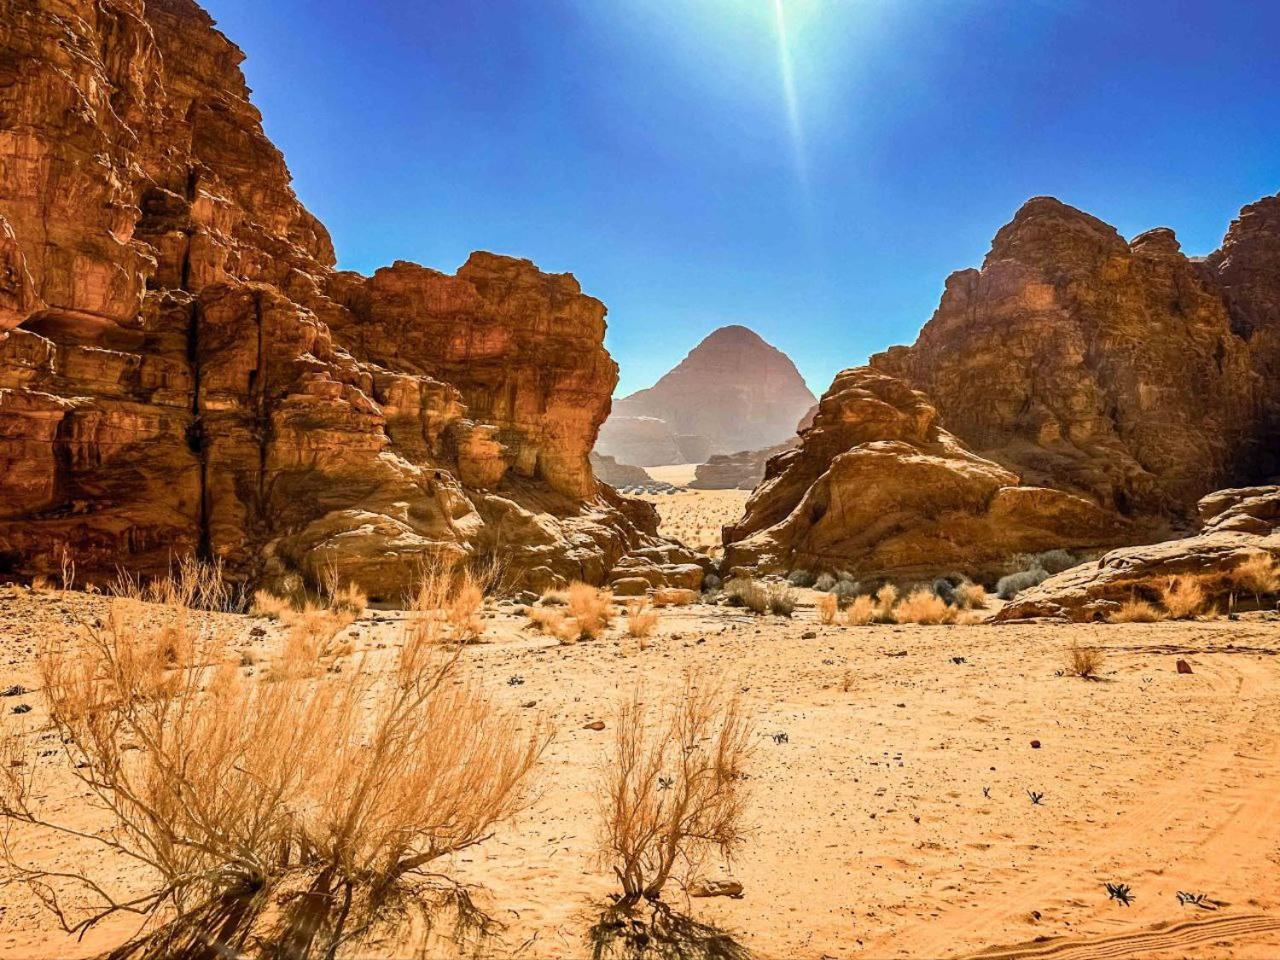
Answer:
596;325;815;467
0;0;666;598
722;368;1118;581
872;196;1267;528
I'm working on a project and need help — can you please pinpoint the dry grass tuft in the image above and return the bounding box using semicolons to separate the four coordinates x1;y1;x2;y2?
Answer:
110;555;241;612
408;559;489;646
1233;553;1279;605
651;587;697;607
1159;575;1207;619
0;591;546;952
892;588;955;625
1108;598;1164;623
845;594;878;626
250;588;292;620
1064;641;1105;678
597;673;753;905
874;584;899;621
527;607;566;635
568;582;614;640
625;599;659;640
953;582;988;610
816;592;839;625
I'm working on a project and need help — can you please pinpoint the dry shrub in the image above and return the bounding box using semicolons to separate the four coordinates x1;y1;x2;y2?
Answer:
540;588;569;607
1233;553;1279;605
874;584;899;621
845;594;877;626
625;599;659;640
598;673;753;905
110;555;241;612
1159;575;1207;619
569;582;614;640
0;596;546;953
816;592;839;625
408;559;489;646
1108;598;1164;623
250;588;292;620
527;606;566;634
953;582;988;610
58;546;75;592
1065;641;1104;678
28;574;50;592
892;588;955;625
766;582;796;617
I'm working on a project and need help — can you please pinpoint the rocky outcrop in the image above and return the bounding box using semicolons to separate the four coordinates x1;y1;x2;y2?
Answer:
998;486;1280;622
0;0;666;598
690;440;797;490
590;452;655;489
873;197;1263;528
596;325;815;466
722;368;1119;582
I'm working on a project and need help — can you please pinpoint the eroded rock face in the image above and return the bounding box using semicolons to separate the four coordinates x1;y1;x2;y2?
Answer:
690;440;797;491
998;486;1280;622
589;452;655;489
872;197;1261;527
0;0;663;597
722;368;1119;582
597;325;816;466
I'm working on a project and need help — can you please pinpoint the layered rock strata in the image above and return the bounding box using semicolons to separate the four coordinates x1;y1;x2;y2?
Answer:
0;0;668;597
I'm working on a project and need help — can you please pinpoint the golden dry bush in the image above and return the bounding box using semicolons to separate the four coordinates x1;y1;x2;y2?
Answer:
111;555;240;612
1064;641;1104;678
568;582;614;640
892;588;955;625
527;606;566;634
0;596;547;953
1108;598;1164;623
597;673;754;905
1159;575;1206;619
953;582;988;610
407;558;490;646
816;592;839;625
625;599;659;639
845;594;877;626
250;588;292;620
540;587;569;606
874;584;899;621
1233;553;1279;605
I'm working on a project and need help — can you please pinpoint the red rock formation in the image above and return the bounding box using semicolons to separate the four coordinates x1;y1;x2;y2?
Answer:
722;368;1118;582
873;197;1260;527
596;325;816;467
0;0;664;597
998;486;1280;622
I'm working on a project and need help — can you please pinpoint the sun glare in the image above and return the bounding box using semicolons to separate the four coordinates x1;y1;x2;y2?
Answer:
773;0;809;192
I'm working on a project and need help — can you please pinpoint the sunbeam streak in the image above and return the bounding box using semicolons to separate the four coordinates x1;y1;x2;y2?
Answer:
773;0;808;193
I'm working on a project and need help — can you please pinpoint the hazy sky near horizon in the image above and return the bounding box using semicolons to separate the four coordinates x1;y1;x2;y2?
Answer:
202;0;1278;398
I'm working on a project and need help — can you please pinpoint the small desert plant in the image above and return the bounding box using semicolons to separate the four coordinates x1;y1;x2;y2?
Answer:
815;593;839;625
1108;598;1164;623
766;582;796;617
892;588;955;625
953;581;988;610
568;582;614;640
110;554;242;612
625;599;659;640
832;578;861;607
845;594;877;625
996;565;1049;601
540;588;569;606
930;578;957;606
28;574;50;592
408;559;489;645
1064;641;1104;678
528;606;566;634
873;584;899;621
786;569;815;588
1232;553;1279;606
58;547;75;592
813;572;837;593
250;588;292;620
1159;575;1207;619
1034;549;1077;574
1;597;546;952
321;568;368;619
725;577;768;614
597;673;753;905
701;573;722;593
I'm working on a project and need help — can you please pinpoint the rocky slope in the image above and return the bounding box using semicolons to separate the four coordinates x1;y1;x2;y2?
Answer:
872;196;1269;528
722;368;1118;581
999;485;1280;622
0;0;678;598
595;325;815;467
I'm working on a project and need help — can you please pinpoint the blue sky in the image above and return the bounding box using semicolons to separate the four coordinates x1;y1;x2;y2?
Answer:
202;0;1279;397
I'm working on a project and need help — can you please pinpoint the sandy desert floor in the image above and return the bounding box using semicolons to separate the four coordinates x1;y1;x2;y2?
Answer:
637;487;751;555
1;582;1278;960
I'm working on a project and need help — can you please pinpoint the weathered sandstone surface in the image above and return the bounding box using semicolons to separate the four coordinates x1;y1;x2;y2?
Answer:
722;368;1119;581
588;452;655;489
872;196;1272;528
0;0;672;598
999;486;1280;622
690;440;797;491
596;325;815;467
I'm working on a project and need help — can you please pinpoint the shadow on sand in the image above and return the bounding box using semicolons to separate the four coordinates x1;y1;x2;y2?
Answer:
588;902;752;960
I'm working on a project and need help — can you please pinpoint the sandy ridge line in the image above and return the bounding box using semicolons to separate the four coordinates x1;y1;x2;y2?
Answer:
962;913;1280;960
